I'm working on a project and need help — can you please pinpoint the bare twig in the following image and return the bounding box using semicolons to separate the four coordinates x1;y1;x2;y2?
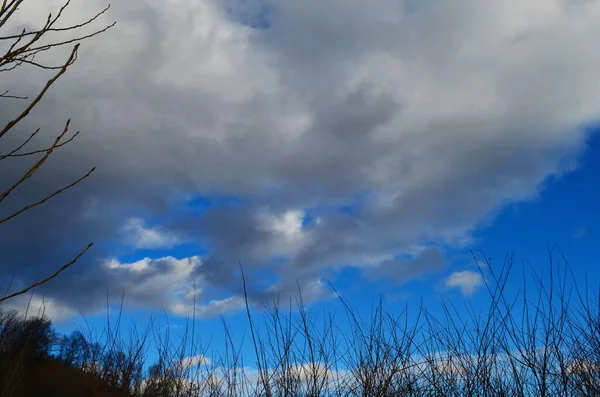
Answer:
0;45;78;139
0;166;95;225
0;242;93;303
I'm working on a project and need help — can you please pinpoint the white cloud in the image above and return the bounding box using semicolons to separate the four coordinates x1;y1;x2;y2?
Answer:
258;209;305;241
282;362;338;382
104;256;202;311
255;209;311;258
445;270;484;296
566;358;600;376
121;217;181;249
181;354;211;368
105;257;150;272
195;296;246;318
172;295;247;318
294;278;336;303
265;277;336;307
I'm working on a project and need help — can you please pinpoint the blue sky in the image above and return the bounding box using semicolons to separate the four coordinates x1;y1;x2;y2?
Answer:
3;0;600;371
473;122;600;282
54;122;600;367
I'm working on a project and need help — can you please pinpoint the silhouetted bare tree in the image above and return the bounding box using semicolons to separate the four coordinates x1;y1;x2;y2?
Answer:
0;0;115;303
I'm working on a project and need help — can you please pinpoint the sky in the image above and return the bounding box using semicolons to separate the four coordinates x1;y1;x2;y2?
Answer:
1;0;600;363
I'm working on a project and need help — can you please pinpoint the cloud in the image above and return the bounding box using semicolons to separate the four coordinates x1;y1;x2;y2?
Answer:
194;296;246;318
102;256;202;312
259;209;305;242
181;354;211;368
1;0;599;318
365;247;447;283
281;363;339;383
445;271;484;296
121;217;182;249
1;293;78;324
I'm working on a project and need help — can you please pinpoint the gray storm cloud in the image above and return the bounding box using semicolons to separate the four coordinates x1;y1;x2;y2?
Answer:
1;0;599;319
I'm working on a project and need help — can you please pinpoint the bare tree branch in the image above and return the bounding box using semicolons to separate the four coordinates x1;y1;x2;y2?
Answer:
0;4;111;40
0;45;78;139
0;129;79;159
0;118;73;203
0;166;94;225
0;89;27;99
0;0;113;303
0;242;93;303
0;0;115;71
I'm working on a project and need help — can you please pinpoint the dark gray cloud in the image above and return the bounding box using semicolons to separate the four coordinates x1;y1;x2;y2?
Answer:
365;247;447;284
1;0;599;319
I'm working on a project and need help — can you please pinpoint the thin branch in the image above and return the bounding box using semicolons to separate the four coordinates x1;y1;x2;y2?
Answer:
0;44;78;139
0;4;111;40
24;21;116;54
0;128;38;159
0;130;80;159
4;56;67;70
0;0;23;29
0;166;94;225
0;242;93;303
0;89;27;99
0;118;73;204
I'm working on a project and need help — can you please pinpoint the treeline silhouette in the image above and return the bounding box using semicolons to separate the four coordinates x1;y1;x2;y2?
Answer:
1;252;600;396
0;309;131;397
